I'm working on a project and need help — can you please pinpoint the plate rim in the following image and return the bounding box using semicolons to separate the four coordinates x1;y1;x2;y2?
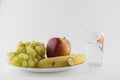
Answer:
8;64;79;72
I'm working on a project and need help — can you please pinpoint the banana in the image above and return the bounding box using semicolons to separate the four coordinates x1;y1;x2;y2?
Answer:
37;54;86;68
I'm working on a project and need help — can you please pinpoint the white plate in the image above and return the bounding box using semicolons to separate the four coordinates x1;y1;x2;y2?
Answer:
9;65;76;73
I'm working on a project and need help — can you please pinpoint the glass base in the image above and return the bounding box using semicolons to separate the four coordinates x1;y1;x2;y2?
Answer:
88;62;102;68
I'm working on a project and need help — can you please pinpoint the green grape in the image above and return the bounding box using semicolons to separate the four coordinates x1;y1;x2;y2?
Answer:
18;58;23;64
18;41;24;47
11;61;21;66
9;57;14;61
36;55;41;60
36;42;41;46
18;53;29;59
18;53;25;58
25;42;31;46
17;46;25;53
7;52;16;57
27;48;37;57
10;56;21;66
42;47;46;53
28;59;34;67
23;54;29;60
35;46;45;56
7;52;15;61
31;40;37;48
41;42;45;46
39;52;44;56
22;60;28;67
32;52;37;57
37;42;45;47
35;46;41;52
26;46;32;51
33;58;38;63
12;56;19;62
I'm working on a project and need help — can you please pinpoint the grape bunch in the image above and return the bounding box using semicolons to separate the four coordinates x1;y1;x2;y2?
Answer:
7;41;46;68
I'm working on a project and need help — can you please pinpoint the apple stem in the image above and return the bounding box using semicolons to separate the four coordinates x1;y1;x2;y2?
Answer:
63;37;66;39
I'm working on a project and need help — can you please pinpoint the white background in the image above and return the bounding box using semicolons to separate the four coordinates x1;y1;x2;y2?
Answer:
0;0;120;80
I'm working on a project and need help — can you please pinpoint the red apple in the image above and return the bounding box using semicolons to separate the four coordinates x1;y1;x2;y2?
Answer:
47;37;71;58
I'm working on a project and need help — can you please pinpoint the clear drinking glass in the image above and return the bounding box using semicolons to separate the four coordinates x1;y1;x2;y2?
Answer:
86;31;104;67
